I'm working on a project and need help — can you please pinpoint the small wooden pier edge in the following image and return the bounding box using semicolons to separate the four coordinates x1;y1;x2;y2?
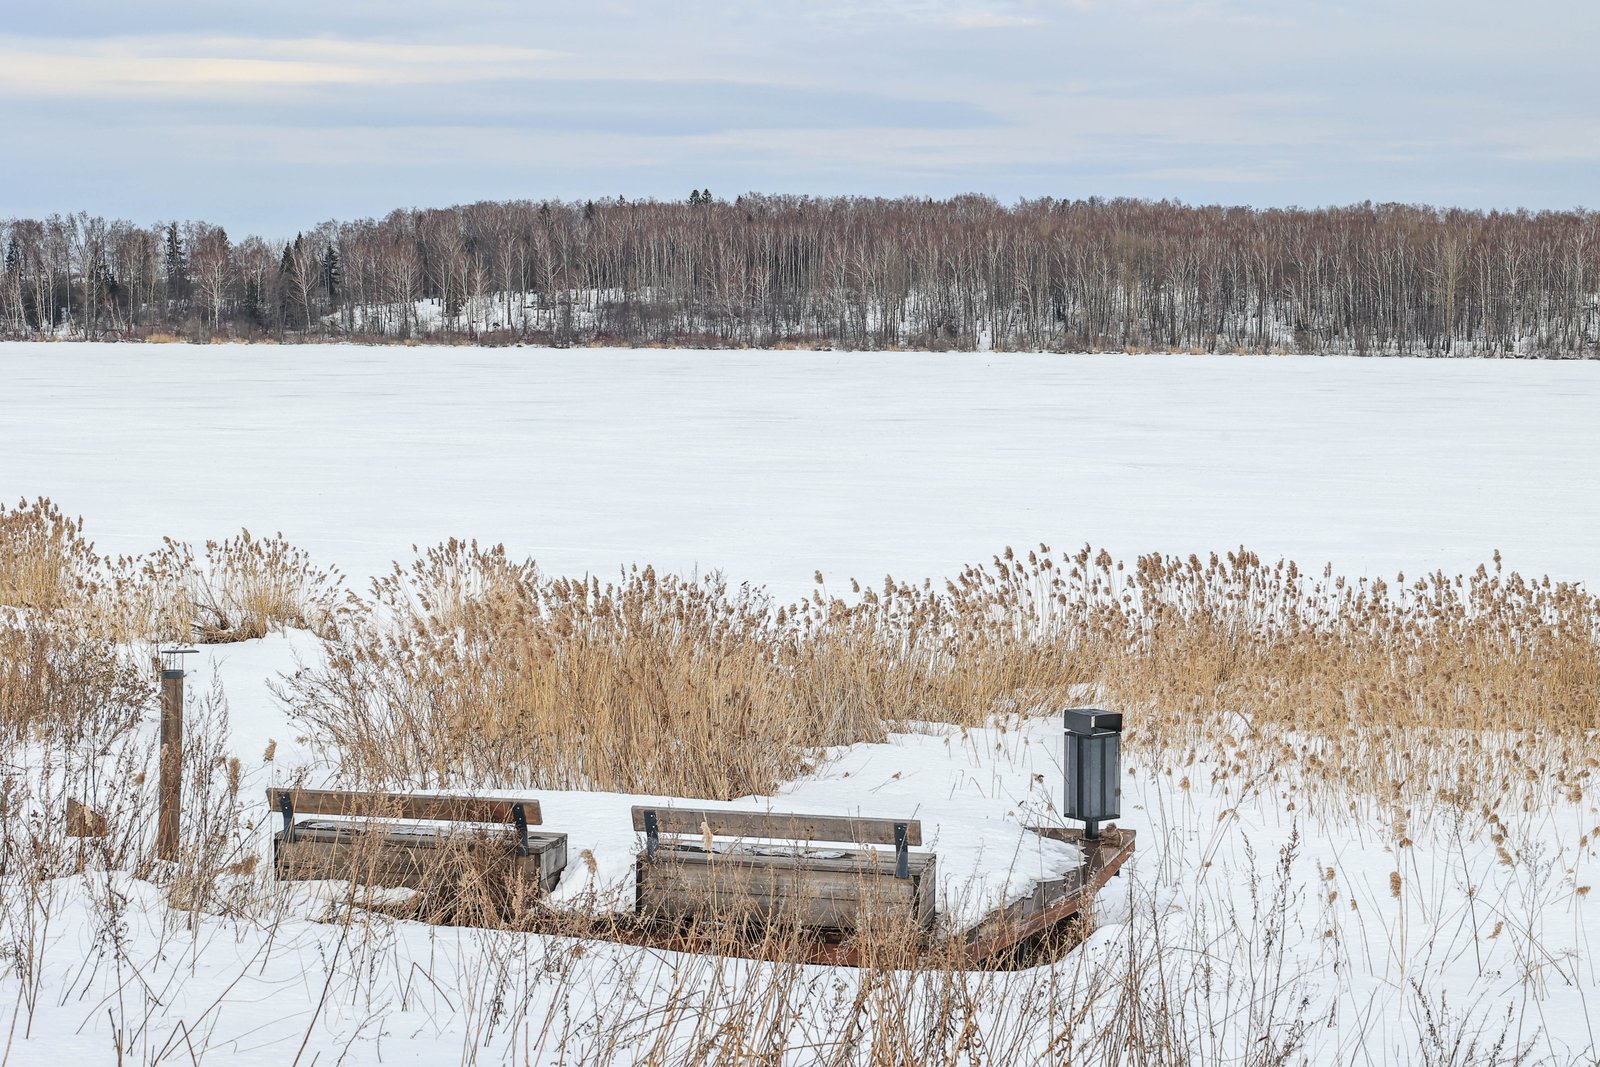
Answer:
959;826;1135;967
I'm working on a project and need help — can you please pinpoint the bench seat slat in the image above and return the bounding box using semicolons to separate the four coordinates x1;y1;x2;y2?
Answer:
267;788;542;826
277;822;568;894
630;806;920;846
636;845;938;932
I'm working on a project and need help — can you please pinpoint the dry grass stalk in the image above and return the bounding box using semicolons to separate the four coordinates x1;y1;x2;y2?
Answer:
0;498;102;615
2;498;344;644
145;529;346;643
0;618;145;743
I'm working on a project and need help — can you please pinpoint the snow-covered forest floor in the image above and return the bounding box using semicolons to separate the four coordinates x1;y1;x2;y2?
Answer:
2;344;1598;1065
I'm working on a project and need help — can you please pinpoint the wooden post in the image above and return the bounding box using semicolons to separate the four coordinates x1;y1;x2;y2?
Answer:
157;665;184;861
66;797;108;837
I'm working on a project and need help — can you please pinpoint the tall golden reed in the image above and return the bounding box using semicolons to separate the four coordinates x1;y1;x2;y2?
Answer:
281;541;1600;807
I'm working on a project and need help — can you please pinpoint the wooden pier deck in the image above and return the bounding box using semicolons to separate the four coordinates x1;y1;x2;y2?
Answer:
268;791;1135;971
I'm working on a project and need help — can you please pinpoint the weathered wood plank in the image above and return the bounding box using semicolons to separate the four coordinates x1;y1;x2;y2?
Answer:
636;846;936;931
266;788;543;826
274;821;567;894
647;842;935;876
66;797;108;837
629;807;921;846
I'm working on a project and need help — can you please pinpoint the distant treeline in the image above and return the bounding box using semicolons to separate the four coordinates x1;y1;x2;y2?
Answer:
3;196;1598;355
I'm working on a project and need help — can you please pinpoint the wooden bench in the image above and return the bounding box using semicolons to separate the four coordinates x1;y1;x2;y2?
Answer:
268;788;567;896
631;806;935;934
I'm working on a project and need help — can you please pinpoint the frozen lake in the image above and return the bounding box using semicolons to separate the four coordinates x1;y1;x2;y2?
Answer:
4;342;1598;595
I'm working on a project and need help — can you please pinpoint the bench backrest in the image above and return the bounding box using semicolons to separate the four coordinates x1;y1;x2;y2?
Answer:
268;788;543;826
631;806;923;880
629;807;920;846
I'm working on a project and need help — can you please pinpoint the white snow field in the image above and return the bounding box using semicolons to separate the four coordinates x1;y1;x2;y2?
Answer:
3;343;1600;1065
3;343;1599;597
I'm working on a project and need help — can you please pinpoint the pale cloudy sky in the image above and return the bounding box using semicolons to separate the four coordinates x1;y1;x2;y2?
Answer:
2;0;1594;233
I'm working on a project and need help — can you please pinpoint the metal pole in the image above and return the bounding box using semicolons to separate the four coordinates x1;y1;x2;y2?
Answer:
157;666;184;861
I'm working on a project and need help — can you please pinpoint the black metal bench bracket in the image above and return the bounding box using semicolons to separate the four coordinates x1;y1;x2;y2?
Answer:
512;802;530;856
277;791;296;843
643;810;660;860
894;822;909;879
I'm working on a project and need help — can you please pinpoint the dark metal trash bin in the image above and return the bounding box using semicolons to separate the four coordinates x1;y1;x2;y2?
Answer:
1064;708;1122;840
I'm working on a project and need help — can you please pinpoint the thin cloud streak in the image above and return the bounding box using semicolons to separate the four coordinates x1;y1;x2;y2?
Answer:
0;35;564;95
0;1;1595;230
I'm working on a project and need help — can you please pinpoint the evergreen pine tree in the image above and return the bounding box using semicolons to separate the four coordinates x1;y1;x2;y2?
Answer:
163;222;187;306
279;241;296;327
242;278;264;330
5;235;36;329
323;245;343;302
94;262;120;309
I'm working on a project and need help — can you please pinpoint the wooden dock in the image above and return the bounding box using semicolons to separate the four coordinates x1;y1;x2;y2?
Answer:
268;790;1134;970
959;826;1135;967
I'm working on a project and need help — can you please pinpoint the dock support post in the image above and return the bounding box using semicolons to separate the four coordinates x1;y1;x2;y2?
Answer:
157;665;184;861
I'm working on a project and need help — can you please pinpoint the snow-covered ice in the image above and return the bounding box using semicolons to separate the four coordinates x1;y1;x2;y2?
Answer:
4;343;1599;598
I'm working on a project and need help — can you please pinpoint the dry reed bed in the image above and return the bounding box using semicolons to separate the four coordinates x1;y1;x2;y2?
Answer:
6;494;1597;810
277;541;1600;814
0;497;344;648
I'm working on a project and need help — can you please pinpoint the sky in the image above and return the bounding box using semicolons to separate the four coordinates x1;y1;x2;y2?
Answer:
1;0;1595;235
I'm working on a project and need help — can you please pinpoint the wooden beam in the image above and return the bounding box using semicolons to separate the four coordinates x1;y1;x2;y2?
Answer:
67;797;108;838
636;848;936;931
959;827;1136;963
266;789;543;826
275;823;567;894
630;807;921;846
157;668;184;861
